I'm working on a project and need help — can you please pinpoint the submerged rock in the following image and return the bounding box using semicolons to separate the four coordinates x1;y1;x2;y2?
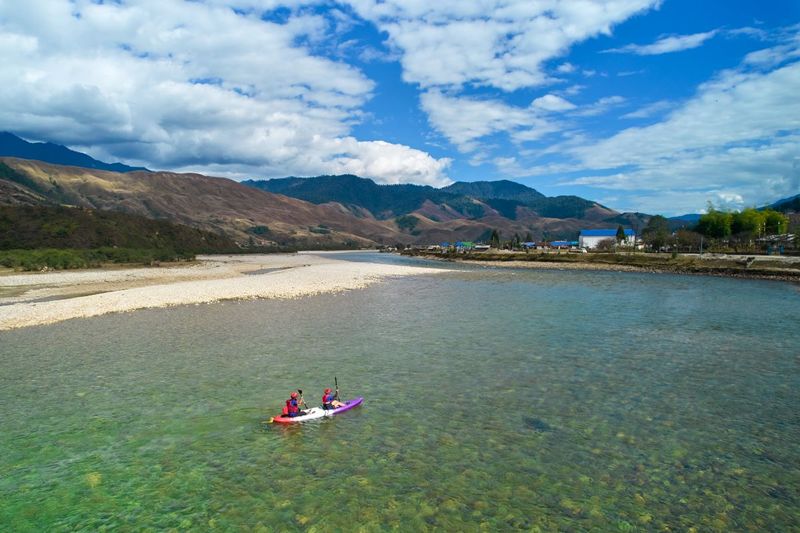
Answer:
523;416;554;432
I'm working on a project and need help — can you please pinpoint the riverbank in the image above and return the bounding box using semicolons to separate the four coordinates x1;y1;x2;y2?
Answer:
404;250;800;282
0;253;448;330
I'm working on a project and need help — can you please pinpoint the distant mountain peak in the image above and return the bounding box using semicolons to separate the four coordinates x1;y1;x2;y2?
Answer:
442;180;545;202
0;131;148;173
243;174;449;220
769;193;800;213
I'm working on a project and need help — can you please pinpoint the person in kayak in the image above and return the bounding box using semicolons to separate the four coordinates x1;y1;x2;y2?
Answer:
282;391;306;417
321;387;345;410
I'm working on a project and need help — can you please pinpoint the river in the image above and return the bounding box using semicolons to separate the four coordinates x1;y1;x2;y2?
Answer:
1;252;798;530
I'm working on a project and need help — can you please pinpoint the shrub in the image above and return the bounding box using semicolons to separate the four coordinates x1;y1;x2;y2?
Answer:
249;225;270;235
395;215;419;232
0;248;194;271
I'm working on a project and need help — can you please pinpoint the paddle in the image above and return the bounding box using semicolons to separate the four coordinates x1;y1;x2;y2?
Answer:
334;376;340;401
298;389;309;412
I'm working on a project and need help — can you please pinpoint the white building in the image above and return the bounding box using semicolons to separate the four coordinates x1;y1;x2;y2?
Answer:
579;229;636;250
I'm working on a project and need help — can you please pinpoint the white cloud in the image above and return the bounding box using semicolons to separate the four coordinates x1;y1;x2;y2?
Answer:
421;89;632;154
420;90;560;152
347;0;660;91
592;188;749;216
175;135;453;186
621;100;674;119
574;63;800;169
315;138;452;186
743;30;800;67
556;62;576;74
605;30;719;55
562;84;587;96
531;94;576;112
727;27;769;40
564;45;800;212
0;0;451;185
358;45;400;63
573;95;626;117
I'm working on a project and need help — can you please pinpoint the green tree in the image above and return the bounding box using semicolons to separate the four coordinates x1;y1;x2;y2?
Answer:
642;215;670;250
524;232;533;242
615;225;626;244
763;209;789;234
395;215;419;232
696;204;732;238
731;208;764;236
490;229;500;248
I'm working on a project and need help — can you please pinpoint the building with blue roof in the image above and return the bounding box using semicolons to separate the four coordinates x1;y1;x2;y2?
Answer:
579;228;636;249
549;240;579;249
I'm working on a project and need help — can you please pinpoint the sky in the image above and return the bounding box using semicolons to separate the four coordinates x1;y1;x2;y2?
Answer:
1;0;799;216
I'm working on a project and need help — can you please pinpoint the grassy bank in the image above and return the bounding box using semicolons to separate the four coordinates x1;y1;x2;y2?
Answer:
405;250;800;281
0;248;196;271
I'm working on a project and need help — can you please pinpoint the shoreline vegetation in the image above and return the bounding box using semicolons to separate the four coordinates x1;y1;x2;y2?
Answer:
0;247;197;271
0;205;302;272
0;253;448;331
403;249;800;282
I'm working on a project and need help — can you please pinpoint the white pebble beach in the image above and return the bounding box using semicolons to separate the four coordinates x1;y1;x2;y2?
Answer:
0;252;448;330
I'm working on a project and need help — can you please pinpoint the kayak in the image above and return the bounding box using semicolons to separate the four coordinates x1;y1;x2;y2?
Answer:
271;397;364;424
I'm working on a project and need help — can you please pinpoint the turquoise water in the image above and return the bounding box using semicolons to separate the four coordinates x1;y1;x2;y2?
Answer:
1;255;799;531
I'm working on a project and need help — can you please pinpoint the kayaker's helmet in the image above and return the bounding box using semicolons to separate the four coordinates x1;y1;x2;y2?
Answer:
291;392;298;399
325;388;332;393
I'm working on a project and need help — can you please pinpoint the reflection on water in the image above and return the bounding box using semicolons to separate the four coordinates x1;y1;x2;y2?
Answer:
1;259;798;530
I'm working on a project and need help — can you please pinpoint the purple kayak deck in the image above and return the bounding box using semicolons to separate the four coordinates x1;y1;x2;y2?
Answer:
330;396;363;414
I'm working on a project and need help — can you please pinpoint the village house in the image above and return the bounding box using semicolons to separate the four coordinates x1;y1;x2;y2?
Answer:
579;229;636;250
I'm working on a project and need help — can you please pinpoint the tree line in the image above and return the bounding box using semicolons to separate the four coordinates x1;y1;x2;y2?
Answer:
695;205;788;238
641;205;793;253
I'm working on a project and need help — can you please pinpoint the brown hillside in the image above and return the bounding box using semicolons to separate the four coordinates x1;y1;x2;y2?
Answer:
0;158;403;247
0;177;48;206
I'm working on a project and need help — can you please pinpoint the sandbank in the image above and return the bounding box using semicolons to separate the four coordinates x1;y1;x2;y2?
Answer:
0;253;448;330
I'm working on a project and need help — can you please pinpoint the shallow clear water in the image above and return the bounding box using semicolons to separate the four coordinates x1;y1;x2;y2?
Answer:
1;255;799;531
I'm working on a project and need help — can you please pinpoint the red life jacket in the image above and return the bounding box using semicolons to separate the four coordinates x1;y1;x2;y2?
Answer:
322;392;335;405
283;398;299;415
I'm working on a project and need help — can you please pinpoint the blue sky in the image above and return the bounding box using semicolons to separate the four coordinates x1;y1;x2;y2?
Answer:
1;1;798;215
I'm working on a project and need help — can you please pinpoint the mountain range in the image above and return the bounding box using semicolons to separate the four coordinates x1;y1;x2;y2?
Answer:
3;132;792;249
0;132;147;173
770;193;800;213
242;175;645;243
244;175;612;224
2;154;646;247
